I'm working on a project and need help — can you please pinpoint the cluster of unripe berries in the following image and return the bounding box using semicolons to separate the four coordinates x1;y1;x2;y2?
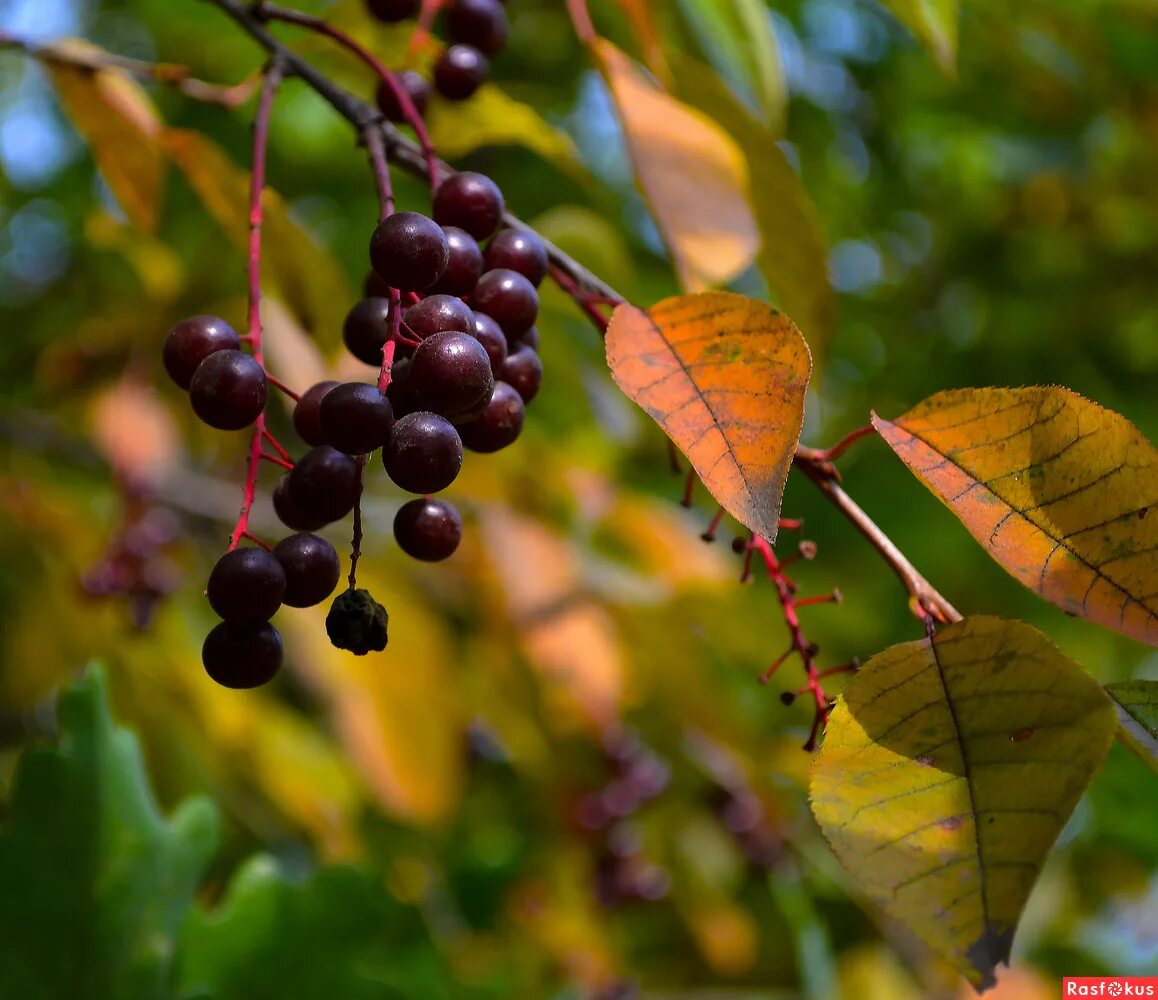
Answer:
366;0;510;108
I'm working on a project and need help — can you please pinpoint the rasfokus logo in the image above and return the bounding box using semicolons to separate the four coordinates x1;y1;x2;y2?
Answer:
1063;979;1158;996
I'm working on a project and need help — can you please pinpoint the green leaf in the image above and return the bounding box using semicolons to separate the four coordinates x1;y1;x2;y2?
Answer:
810;616;1115;990
1106;680;1158;774
878;0;958;73
0;666;219;1000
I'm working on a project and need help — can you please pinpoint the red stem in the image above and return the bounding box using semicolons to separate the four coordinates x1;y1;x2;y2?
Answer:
261;426;292;462
407;0;444;66
565;0;597;45
266;371;300;401
795;423;876;466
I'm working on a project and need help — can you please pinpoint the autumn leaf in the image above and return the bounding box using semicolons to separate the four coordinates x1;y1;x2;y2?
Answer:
593;39;759;291
606;291;811;542
879;0;958;73
1106;680;1158;774
811;616;1115;991
873;387;1158;646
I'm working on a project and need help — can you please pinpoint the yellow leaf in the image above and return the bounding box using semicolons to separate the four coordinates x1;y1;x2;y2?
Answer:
873;387;1158;646
606;291;811;541
1106;680;1158;774
46;44;164;231
261;297;329;409
811;616;1115;990
594;40;759;291
880;0;958;73
684;898;759;975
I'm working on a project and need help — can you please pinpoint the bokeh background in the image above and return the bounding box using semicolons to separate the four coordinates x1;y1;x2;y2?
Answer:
1;0;1156;996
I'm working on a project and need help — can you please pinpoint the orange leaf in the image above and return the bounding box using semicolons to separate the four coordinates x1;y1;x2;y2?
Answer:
88;375;180;487
606;291;811;541
873;387;1158;646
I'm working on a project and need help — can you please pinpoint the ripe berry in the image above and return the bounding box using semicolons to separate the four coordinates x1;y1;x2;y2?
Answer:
470;311;507;373
499;345;542;402
514;325;540;351
273;533;341;608
273;475;328;532
459;380;524;452
319;382;394;455
393;498;462;561
207;546;286;622
383;411;463;494
202;621;283;688
471;268;538;336
369;212;449;292
286;446;361;524
188;349;268;430
433;44;488;101
445;0;509;55
375;70;431;122
410;330;495;421
343;297;392;366
163;315;240;389
364;270;392;298
485;229;548;286
428;226;483;296
365;0;419;22
433;172;504;240
293;380;340;446
385;356;421;418
404;294;474;341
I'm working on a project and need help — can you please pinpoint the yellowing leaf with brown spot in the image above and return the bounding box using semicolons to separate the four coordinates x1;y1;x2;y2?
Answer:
811;616;1115;991
595;40;759;291
873;387;1158;646
607;291;811;542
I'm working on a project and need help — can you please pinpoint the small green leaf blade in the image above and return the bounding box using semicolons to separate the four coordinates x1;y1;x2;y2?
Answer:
1106;680;1158;774
879;0;958;73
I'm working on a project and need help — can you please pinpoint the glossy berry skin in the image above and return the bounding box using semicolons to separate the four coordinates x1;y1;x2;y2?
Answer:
393;498;462;561
365;0;419;22
433;172;504;240
286;446;361;524
273;533;341;608
163;315;240;389
459;380;524;452
343;297;391;366
188;350;268;430
293;380;340;446
404;294;474;341
445;0;509;55
375;70;431;122
433;45;488;101
319;382;394;455
369;212;449;292
470;311;507;373
385;356;421;419
409;330;495;421
499;345;542;403
383;411;463;494
206;547;286;623
273;475;328;532
471;268;538;336
513;325;540;351
363;270;391;298
428;227;483;296
485;229;548;286
202;621;283;689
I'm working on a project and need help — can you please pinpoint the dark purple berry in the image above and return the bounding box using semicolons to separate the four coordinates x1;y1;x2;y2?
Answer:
188;350;267;430
385;356;421;418
319;382;394;455
499;345;542;403
343;297;391;366
409;330;495;420
470;311;507;372
293;380;340;446
369;212;449;292
363;270;392;298
513;325;540;351
485;229;548;286
273;475;329;532
286;446;360;524
273;533;341;608
433;45;488;101
471;268;537;336
207;546;286;623
163;315;240;389
404;294;474;341
433;172;504;240
458;381;524;452
428;226;483;296
445;0;509;55
375;70;431;122
202;621;283;688
382;411;463;494
365;0;419;22
393;498;462;561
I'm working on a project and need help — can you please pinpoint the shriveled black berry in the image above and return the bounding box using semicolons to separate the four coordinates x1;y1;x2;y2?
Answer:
274;533;341;608
375;70;431;122
369;212;449;292
207;546;286;622
319;382;394;455
428;226;484;296
273;474;329;532
365;0;419;22
286;446;360;524
293;380;340;446
326;588;388;655
433;44;488;101
393;498;462;561
202;621;283;688
409;330;494;421
163;315;240;389
445;0;509;55
189;349;268;430
343;297;392;366
433;172;504;240
471;268;538;336
385;356;421;418
470;311;507;373
458;380;524;452
404;294;474;341
382;411;463;494
485;229;548;286
499;345;542;402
